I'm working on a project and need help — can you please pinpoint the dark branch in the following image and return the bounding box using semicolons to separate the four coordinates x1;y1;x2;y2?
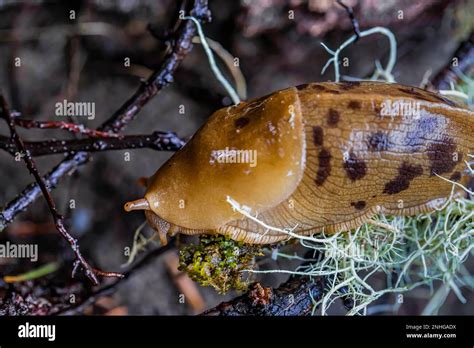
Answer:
0;131;185;157
56;238;176;315
0;152;89;229
0;96;123;285
0;0;210;230
14;117;120;138
431;32;474;90
202;276;325;316
337;0;361;41
98;1;211;133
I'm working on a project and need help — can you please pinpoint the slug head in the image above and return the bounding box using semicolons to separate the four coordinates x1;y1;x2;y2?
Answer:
139;87;306;231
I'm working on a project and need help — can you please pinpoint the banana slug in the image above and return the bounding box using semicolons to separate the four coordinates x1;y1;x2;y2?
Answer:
124;82;473;245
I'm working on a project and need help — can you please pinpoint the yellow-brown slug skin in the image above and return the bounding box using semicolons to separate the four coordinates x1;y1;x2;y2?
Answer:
129;82;474;245
144;88;306;231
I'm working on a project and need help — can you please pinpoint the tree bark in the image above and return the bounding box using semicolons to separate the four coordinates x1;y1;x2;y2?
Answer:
202;276;324;316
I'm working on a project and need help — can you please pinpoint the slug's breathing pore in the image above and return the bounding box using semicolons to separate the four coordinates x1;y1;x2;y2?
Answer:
124;82;474;245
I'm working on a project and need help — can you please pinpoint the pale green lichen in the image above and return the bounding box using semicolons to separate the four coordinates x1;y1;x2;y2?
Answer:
242;196;473;315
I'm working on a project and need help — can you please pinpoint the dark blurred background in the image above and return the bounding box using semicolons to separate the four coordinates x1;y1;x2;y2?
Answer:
0;0;473;315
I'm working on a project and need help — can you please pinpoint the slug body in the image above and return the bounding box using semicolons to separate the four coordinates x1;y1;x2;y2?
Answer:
125;82;473;245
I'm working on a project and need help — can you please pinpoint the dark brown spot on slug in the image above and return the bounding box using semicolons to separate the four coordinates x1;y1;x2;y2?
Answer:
368;132;390;151
326;89;341;95
235;117;250;129
399;162;424;180
339;81;361;90
343;152;367;181
297;84;328;92
347;100;361;110
374;104;382;117
351;201;366;210
312;126;324;146
427;137;461;175
310;84;327;92
315;148;332;186
383;162;423;195
296;84;309;91
327;109;340;127
449;171;462;182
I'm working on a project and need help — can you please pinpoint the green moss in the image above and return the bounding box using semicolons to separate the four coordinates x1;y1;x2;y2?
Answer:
178;235;263;293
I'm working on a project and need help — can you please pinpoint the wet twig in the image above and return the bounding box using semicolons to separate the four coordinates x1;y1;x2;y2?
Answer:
0;96;122;285
98;1;211;133
13;117;120;138
202;277;325;316
0;151;89;229
0;131;185;157
336;0;360;41
0;0;209;288
57;239;176;315
431;32;474;91
0;0;210;230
